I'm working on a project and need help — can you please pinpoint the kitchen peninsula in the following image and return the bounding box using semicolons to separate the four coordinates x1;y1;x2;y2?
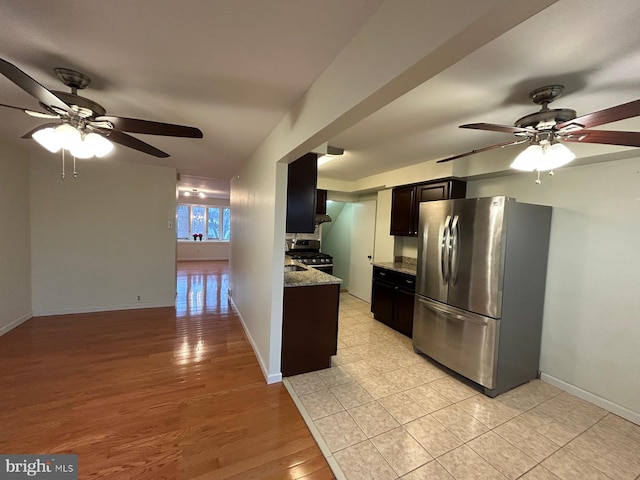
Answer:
282;259;342;376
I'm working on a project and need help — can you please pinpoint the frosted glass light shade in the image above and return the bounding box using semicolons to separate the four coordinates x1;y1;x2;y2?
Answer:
540;143;575;170
510;145;542;171
69;139;95;159
84;133;114;157
510;142;575;172
32;127;61;153
53;124;82;150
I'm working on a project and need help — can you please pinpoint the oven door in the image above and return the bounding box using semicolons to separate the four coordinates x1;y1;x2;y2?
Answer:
309;264;333;275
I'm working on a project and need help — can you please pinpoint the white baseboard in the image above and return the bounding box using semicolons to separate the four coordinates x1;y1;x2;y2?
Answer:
229;296;282;385
32;302;175;317
540;372;639;425
176;257;230;261
0;312;32;336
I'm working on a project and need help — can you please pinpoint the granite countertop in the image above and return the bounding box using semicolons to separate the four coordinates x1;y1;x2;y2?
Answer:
373;257;417;276
284;257;343;287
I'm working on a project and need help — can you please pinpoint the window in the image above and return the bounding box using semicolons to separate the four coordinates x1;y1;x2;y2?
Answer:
176;204;231;241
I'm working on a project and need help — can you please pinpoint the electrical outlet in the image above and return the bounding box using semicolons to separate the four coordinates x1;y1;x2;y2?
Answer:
137;295;141;302
167;220;174;229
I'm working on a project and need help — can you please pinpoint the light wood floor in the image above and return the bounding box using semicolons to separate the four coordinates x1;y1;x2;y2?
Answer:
0;261;334;479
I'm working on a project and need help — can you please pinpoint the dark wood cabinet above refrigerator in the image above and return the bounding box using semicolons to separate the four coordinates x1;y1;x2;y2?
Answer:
390;178;467;236
286;153;318;233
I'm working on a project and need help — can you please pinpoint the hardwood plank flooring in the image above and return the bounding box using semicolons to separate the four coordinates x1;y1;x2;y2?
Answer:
0;260;334;479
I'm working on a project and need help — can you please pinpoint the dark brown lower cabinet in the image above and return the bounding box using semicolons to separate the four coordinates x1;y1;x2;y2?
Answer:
371;266;415;338
281;283;340;377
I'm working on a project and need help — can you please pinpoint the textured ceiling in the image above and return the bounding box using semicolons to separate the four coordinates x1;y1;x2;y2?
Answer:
1;0;639;195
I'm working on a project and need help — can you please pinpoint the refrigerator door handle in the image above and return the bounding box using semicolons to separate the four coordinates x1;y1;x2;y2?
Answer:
441;215;452;283
450;215;460;285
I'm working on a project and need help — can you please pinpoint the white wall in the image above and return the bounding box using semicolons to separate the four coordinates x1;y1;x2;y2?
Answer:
0;139;32;334
321;202;353;287
230;160;287;383
177;242;229;261
30;156;177;315
467;157;640;418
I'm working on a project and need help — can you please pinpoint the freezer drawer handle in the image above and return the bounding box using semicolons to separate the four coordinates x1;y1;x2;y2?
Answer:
417;297;490;326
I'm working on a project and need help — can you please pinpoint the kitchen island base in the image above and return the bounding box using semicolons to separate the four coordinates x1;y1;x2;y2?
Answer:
281;283;340;377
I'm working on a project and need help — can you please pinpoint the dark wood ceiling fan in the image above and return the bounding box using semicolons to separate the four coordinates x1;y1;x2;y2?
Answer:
437;84;640;165
0;58;203;158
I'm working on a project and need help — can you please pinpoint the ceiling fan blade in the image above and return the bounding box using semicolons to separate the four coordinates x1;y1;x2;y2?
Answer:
105;130;170;157
21;123;62;139
0;102;58;118
460;123;535;135
436;139;527;163
561;129;640;148
94;115;203;138
556;99;640;130
0;58;72;114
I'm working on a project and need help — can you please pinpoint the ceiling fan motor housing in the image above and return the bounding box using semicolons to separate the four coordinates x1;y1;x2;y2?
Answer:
515;84;576;130
515;108;577;130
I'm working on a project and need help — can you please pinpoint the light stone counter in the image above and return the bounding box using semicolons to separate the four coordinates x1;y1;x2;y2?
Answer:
284;257;342;287
373;259;417;276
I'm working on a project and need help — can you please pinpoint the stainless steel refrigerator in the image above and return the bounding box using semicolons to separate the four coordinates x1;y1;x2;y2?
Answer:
413;196;552;397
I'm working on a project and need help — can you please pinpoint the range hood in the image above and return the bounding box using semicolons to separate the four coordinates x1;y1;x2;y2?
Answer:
315;213;332;225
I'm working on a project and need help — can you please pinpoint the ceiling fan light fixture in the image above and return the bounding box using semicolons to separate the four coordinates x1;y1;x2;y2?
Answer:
541;142;575;170
510;144;542;171
84;132;114;157
69;137;96;159
32;127;62;153
510;142;575;172
53;124;82;150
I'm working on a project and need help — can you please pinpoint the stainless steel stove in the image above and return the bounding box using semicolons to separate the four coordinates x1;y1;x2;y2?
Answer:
286;239;333;274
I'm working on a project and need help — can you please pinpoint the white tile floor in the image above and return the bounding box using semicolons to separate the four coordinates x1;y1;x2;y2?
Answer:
283;293;640;480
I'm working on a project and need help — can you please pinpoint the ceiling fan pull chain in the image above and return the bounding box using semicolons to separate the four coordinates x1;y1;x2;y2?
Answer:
535;170;542;185
73;156;77;179
61;149;66;180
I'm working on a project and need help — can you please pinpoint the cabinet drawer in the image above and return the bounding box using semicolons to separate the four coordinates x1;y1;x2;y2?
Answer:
373;266;394;283
395;272;416;292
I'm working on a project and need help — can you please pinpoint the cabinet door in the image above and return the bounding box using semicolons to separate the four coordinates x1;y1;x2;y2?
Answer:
286;153;318;233
417;180;467;203
390;185;417;236
394;288;415;338
371;280;395;327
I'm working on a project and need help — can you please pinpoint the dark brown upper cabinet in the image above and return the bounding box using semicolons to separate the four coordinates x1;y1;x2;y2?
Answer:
286;153;318;233
389;185;416;236
390;178;466;236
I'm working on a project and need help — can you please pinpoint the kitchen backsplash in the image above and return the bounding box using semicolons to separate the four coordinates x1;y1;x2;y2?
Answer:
285;228;321;241
394;256;417;267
